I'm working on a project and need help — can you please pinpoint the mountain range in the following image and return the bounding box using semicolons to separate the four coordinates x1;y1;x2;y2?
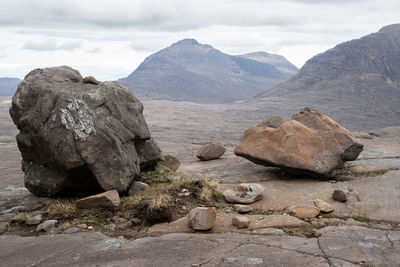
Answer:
0;78;21;96
251;24;400;130
119;39;298;103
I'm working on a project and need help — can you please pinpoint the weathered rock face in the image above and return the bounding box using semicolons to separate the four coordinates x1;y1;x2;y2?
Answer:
234;107;363;177
10;66;161;196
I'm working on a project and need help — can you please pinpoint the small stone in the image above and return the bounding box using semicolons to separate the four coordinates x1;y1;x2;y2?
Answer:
196;143;226;161
36;220;58;232
87;226;93;230
113;217;127;225
233;204;253;214
128;181;149;196
312;229;323;237
117;221;133;230
77;224;88;229
289;205;320;219
332;190;347;202
26;214;42;225
223;183;264;204
313;199;334;213
0;222;9;234
76;190;120;208
63;227;80;234
187;207;216;231
82;76;100;85
268;208;275;212
159;154;180;171
104;223;116;232
232;216;250;229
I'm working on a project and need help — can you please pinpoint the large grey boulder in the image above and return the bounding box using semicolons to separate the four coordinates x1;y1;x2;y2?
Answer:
10;66;161;196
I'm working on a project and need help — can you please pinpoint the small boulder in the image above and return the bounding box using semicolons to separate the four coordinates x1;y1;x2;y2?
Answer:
196;143;226;161
332;190;347;202
26;214;42;225
159;154;180;171
223;184;264;204
289;205;320;219
187;207;216;231
233;204;253;214
313;199;334;212
36;219;58;232
232;216;250;229
82;76;100;85
76;190;120;208
128;181;149;196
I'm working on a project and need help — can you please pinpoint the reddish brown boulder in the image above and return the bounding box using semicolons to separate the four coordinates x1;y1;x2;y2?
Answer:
76;190;120;208
235;107;363;177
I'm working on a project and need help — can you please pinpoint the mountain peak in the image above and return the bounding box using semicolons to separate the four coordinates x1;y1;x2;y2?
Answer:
172;39;199;46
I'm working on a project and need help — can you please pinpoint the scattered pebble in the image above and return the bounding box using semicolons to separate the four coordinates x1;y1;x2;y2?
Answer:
26;214;42;225
233;204;253;214
313;199;334;212
232;216;250;229
333;190;347;202
36;220;58;232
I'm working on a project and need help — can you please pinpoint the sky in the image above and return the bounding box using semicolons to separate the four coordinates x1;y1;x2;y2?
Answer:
0;0;399;81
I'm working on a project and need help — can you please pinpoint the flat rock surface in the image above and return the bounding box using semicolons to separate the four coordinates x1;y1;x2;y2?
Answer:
1;227;399;266
1;97;400;265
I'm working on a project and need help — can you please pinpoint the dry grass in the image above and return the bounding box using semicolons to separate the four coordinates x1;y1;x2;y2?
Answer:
42;167;222;225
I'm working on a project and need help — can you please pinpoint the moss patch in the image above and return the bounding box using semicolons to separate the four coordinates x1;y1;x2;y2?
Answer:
352;215;369;223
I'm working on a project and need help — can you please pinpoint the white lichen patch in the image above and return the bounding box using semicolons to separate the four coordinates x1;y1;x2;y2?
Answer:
59;99;96;141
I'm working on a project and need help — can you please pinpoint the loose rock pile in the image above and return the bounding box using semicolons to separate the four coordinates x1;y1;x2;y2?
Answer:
10;66;161;196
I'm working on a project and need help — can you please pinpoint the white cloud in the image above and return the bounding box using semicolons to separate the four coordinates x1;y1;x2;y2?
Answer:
0;0;398;79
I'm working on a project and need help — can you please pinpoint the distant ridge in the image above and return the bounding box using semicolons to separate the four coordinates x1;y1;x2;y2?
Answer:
0;77;21;96
119;39;297;103
251;24;400;131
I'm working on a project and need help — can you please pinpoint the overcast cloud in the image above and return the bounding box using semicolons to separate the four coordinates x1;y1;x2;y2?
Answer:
0;0;398;80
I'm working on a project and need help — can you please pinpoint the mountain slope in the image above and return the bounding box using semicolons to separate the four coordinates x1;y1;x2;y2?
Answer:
238;52;298;76
119;39;297;103
252;24;400;131
0;78;21;96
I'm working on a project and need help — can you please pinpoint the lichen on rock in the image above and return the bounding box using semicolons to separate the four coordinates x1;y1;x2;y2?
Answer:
59;98;96;141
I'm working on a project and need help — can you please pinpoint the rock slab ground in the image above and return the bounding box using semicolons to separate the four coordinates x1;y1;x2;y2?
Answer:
1;226;399;266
